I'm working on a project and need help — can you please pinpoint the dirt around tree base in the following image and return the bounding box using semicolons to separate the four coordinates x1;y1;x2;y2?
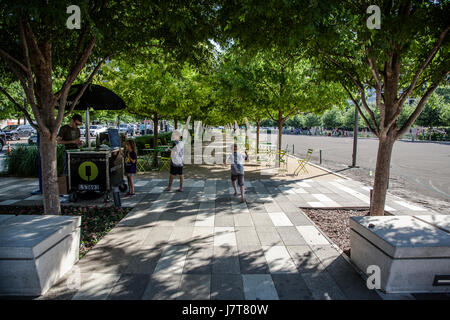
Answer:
302;208;370;257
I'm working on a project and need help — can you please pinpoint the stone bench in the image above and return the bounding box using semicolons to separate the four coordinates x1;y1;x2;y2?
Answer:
0;214;81;296
350;215;450;293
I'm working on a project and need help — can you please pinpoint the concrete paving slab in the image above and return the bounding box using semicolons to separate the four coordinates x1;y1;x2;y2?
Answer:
74;246;130;274
301;271;346;300
72;273;121;300
296;226;330;245
261;245;298;274
211;274;245;300
168;227;194;244
124;248;164;274
214;212;235;227
212;245;240;274
255;226;284;246
267;212;293;226
235;227;261;248
264;202;283;213
283;211;313;226
107;273;150;300
271;274;313;300
238;245;270;274
153;245;189;275
287;245;325;273
249;212;274;227
276;226;308;246
183;244;213;274
242;274;279;300
310;245;341;269
142;227;174;247
178;274;211;300
191;226;215;245
142;272;183;300
214;227;237;247
233;213;254;227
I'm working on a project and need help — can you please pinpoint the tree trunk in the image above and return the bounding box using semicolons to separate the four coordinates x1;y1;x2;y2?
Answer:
370;130;396;216
174;119;178;130
39;132;61;215
256;119;260;155
277;112;284;166
153;112;159;148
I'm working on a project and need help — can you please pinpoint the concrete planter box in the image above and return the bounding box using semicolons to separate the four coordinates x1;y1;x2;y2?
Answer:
0;214;81;296
350;215;450;293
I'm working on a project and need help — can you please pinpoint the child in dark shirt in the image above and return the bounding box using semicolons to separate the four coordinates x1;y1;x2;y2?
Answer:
124;139;137;197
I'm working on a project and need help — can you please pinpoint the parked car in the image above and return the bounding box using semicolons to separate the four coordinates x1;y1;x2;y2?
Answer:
79;126;86;136
2;124;36;140
0;130;6;151
89;125;107;137
28;135;38;145
118;124;130;134
2;125;19;140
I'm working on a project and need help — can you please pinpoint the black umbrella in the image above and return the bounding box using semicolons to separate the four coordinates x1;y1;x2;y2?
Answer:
66;84;126;110
64;84;127;148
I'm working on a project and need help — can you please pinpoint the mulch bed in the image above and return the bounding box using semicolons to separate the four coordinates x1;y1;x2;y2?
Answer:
302;208;370;257
0;205;131;258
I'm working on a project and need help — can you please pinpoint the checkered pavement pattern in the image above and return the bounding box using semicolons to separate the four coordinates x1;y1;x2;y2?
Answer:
1;177;442;300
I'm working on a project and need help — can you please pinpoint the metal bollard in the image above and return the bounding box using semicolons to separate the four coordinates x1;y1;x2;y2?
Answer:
319;150;322;165
112;186;121;208
292;144;294;155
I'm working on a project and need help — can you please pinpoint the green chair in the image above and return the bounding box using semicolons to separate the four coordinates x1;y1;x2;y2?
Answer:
160;156;171;171
137;144;153;172
294;149;313;176
277;149;288;174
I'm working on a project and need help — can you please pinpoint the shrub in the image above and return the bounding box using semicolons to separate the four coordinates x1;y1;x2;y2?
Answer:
6;145;65;177
134;132;173;154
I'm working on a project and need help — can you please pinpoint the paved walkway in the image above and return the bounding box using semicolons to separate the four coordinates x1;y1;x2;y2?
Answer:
0;174;440;216
0;172;445;300
26;172;442;301
37;178;379;300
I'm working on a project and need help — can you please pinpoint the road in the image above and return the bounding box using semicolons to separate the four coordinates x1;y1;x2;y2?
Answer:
256;133;450;213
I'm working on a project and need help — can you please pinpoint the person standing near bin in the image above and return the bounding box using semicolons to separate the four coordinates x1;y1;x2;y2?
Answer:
164;130;184;192
124;139;137;197
57;114;83;174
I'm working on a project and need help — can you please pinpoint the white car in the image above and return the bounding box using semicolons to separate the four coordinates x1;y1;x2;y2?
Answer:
118;124;130;134
89;125;107;137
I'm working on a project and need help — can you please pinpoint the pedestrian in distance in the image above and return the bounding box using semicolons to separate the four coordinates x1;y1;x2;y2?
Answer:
227;143;248;203
124;139;137;197
165;130;184;192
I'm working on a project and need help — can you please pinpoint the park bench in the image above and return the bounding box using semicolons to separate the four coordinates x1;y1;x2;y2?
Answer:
0;214;81;296
350;215;450;293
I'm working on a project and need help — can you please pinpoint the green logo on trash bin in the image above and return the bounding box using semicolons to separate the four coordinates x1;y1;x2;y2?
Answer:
78;161;99;182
